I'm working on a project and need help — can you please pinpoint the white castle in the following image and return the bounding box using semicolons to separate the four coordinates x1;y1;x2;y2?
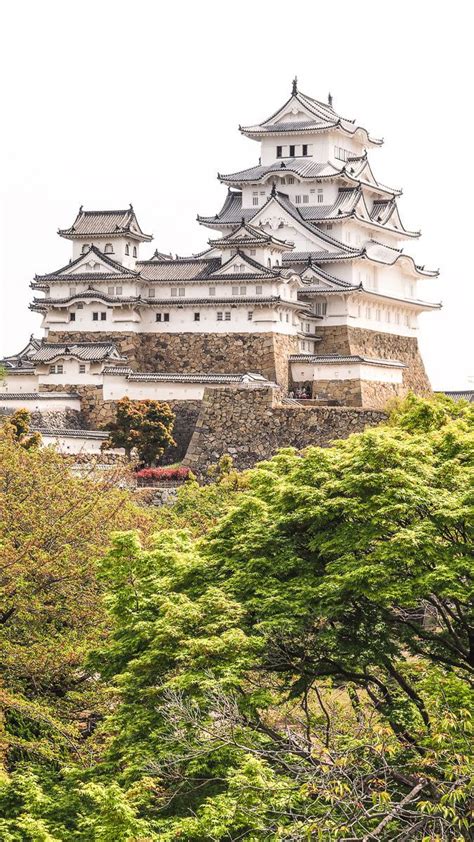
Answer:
2;80;440;421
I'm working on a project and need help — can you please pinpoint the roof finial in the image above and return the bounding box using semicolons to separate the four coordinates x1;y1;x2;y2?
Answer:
328;92;333;108
271;181;276;197
79;205;83;213
292;76;298;96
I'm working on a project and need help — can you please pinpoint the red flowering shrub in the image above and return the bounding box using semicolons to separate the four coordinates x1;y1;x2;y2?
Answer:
135;466;191;484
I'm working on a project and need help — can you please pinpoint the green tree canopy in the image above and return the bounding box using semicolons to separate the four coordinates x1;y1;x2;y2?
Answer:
103;397;176;465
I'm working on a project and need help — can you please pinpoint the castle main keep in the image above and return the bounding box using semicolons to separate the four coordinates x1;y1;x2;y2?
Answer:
2;81;440;462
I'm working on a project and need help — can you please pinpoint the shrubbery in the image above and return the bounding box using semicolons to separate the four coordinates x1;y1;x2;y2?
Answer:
135;465;192;483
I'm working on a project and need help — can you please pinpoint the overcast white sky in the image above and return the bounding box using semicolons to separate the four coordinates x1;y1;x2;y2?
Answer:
1;0;472;389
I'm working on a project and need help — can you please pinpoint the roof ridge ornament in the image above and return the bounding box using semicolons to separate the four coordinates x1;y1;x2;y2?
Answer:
328;92;333;108
271;182;277;197
292;76;298;96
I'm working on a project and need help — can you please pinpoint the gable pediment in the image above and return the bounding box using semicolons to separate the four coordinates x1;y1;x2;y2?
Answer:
66;255;123;275
211;252;269;277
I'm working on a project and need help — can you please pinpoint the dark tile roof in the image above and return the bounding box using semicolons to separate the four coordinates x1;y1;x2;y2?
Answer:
437;390;474;403
219;159;341;184
58;206;153;241
139;258;221;281
31;342;124;363
125;372;270;384
289;354;406;368
33;427;109;439
0;392;80;400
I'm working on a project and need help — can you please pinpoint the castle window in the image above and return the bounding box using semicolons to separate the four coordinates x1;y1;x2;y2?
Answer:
133;246;137;257
104;243;113;254
302;144;308;156
116;286;122;295
276;145;283;158
365;307;372;320
125;244;130;255
57;364;63;374
148;288;156;298
303;195;309;204
49;365;55;373
69;286;76;296
79;364;86;373
287;177;294;184
171;288;177;296
70;312;76;322
285;313;289;322
164;313;169;322
289;145;295;157
81;244;89;254
376;308;381;321
250;249;256;255
232;286;238;295
179;287;185;297
314;302;327;316
247;311;253;320
224;311;231;320
295;195;301;204
256;285;262;294
209;287;216;296
92;312;98;321
77;302;83;309
194;312;200;321
156;312;170;322
100;312;106;321
252;196;259;206
217;312;223;320
108;286;114;295
317;189;324;203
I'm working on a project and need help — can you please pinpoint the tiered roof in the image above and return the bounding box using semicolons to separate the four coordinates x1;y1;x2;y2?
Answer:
240;80;382;147
58;206;153;242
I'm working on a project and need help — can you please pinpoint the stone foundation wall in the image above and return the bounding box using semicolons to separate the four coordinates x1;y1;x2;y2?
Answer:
307;378;403;409
314;326;431;393
184;385;386;475
46;331;299;389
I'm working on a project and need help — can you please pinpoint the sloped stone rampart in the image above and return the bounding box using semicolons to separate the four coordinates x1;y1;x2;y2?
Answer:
183;385;387;474
314;326;431;393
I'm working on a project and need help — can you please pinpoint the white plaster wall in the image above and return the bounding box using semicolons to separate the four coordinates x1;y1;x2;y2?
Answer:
0;396;82;411
0;373;38;392
103;376;207;401
43;303;302;335
40;433;123;455
290;361;403;384
71;237;140;268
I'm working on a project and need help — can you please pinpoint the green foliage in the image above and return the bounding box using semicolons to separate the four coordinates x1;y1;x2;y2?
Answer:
103;396;176;465
2;409;42;450
0;394;472;839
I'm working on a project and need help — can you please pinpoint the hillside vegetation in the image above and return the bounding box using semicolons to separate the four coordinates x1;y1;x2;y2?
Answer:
0;395;472;840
